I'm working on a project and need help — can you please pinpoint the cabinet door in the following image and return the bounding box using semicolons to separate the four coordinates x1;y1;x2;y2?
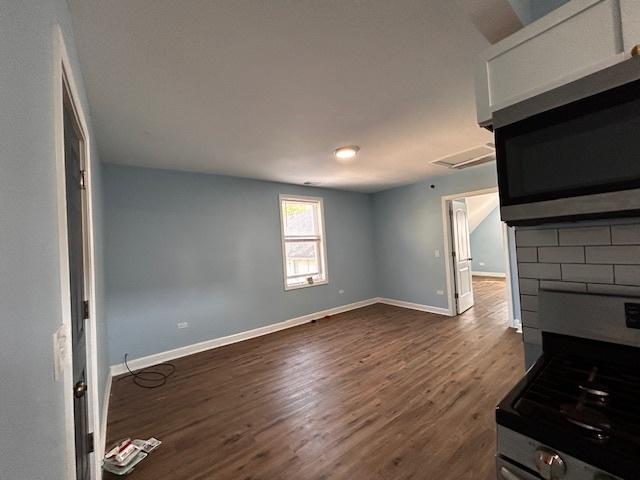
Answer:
620;0;640;52
476;0;632;126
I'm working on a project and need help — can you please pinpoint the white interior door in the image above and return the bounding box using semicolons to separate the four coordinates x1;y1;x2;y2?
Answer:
451;199;474;314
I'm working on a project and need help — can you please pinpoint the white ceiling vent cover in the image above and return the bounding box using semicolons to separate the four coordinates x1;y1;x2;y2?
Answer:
431;145;495;170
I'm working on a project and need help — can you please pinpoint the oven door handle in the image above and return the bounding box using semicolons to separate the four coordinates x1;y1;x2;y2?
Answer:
500;466;528;480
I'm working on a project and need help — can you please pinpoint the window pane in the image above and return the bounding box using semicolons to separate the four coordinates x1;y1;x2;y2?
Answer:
285;240;321;279
283;201;318;236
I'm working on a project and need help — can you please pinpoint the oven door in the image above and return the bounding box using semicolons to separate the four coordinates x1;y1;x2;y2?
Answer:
497;457;542;480
495;76;640;225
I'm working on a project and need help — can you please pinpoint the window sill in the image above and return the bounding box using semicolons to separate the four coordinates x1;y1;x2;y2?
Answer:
284;279;329;291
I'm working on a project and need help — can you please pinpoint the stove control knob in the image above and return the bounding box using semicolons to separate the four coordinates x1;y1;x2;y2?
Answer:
534;448;566;480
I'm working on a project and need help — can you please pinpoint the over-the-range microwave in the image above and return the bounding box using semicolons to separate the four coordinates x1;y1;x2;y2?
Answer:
494;57;640;225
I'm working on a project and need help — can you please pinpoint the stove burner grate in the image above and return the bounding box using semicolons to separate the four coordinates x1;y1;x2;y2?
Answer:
514;355;640;447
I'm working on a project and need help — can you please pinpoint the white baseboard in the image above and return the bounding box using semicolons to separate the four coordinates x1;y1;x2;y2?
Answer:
472;271;506;278
377;297;452;316
99;372;112;462
110;298;379;376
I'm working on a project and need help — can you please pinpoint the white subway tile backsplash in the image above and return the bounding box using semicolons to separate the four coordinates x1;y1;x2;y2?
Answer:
516;229;558;247
585;246;640;264
516;247;537;262
539;280;587;293
561;264;613;284
519;278;539;295
611;224;640;245
587;283;640;297
518;263;561;280
538;246;585;263
522;310;539;328
558;226;611;246
520;295;538;312
614;265;640;286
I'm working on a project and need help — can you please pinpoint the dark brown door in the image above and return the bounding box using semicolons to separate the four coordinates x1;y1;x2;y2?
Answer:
64;86;91;480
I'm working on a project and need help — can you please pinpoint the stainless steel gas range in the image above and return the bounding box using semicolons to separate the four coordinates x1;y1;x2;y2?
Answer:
495;289;640;480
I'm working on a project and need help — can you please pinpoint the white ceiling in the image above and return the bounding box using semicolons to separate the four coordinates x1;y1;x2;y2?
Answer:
466;192;500;232
69;0;498;192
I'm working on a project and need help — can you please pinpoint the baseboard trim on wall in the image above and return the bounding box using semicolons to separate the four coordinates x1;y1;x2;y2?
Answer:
377;297;453;316
110;298;379;376
472;271;506;278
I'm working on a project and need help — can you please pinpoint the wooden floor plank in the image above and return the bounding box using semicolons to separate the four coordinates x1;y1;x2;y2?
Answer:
106;278;523;479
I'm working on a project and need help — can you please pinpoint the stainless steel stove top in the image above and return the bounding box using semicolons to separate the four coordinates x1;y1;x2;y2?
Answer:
495;289;640;480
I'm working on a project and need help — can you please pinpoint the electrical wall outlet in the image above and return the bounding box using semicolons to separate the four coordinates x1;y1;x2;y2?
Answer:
338;289;345;295
480;261;486;266
177;321;189;329
436;290;444;296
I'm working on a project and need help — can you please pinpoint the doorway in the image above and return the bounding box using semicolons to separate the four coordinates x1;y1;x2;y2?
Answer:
54;25;102;480
442;188;520;328
63;80;92;480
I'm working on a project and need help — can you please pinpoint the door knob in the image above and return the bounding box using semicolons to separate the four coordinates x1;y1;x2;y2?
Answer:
74;380;88;398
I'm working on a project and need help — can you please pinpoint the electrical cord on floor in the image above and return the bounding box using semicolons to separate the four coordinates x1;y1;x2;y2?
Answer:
118;353;176;389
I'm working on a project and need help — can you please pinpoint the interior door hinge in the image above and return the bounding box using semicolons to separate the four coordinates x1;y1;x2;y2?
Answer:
454;293;459;299
87;432;94;453
80;170;87;190
82;300;90;320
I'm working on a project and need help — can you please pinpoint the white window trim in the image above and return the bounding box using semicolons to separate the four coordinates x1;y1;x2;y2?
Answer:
279;194;329;291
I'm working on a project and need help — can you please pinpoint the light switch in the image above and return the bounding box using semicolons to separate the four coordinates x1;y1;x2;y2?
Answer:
434;249;440;258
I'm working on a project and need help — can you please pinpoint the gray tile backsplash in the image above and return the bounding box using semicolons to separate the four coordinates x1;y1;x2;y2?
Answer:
561;264;614;284
585;245;640;264
539;280;587;293
518;262;561;280
538;246;585;263
516;229;558;247
611;224;640;245
614;265;640;286
516;221;640;361
516;247;538;262
558;226;611;246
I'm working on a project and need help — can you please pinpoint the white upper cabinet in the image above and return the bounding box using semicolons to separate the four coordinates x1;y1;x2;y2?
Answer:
475;0;640;127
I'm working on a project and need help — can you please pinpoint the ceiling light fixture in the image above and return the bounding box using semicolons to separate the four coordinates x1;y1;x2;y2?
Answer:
334;145;360;162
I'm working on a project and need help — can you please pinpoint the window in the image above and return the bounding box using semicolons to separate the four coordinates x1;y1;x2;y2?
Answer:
279;194;328;290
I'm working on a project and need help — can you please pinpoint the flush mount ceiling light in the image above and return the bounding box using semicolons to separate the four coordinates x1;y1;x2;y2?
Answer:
333;145;360;162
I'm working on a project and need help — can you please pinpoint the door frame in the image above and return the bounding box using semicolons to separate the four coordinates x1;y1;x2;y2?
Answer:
53;25;102;480
441;187;519;327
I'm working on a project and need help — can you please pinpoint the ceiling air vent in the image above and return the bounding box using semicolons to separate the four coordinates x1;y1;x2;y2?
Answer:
431;144;495;170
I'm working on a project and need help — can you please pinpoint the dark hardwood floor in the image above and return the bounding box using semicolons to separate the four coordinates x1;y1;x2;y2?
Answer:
106;278;523;479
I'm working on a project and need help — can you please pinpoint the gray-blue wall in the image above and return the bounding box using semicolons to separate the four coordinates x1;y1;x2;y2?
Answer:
470;207;505;274
104;164;377;363
372;163;498;309
0;1;108;478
